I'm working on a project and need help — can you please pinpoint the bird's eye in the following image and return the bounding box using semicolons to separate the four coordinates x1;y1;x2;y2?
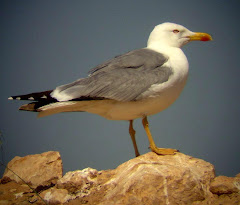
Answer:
173;29;180;34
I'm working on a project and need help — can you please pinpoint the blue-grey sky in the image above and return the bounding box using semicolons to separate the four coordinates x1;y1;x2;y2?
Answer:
1;0;240;177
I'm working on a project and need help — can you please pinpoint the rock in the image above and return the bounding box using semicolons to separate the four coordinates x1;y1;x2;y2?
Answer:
1;151;62;188
40;188;72;204
91;152;215;205
210;176;240;195
0;151;240;205
0;181;32;204
37;168;100;204
63;152;216;205
56;168;98;194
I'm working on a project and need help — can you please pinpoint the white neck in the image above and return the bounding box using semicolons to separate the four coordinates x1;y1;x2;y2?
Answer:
146;42;189;79
147;41;177;54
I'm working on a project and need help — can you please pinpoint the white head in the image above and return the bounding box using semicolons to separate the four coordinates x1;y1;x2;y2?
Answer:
147;22;212;49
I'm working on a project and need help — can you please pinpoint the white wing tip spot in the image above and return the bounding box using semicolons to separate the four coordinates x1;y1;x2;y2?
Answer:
41;95;47;99
16;97;21;100
28;97;34;100
8;97;13;100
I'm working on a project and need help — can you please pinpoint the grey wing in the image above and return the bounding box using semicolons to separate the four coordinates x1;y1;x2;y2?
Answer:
88;48;167;75
51;48;172;102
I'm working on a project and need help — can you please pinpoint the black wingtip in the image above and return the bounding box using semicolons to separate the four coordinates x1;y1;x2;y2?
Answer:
8;90;54;101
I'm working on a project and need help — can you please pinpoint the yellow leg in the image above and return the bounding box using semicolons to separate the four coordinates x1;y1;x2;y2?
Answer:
129;120;140;157
142;116;178;155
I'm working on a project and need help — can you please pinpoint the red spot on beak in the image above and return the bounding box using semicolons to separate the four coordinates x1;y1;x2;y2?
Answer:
201;36;212;41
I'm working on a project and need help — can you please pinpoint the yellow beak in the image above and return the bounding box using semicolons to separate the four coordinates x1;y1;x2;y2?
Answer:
189;32;213;41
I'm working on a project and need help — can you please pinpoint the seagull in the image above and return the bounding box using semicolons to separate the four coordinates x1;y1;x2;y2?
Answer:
8;22;212;157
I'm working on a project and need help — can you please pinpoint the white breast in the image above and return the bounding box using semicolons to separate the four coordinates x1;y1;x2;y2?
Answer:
139;47;189;99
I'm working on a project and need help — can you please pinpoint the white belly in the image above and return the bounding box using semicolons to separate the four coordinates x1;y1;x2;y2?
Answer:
96;76;188;120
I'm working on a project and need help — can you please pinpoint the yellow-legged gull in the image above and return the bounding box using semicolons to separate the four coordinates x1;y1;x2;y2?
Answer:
8;22;212;157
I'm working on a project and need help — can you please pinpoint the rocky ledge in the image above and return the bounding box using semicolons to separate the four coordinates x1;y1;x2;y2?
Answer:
0;151;239;205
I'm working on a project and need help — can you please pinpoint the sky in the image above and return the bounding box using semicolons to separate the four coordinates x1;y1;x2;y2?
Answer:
1;0;240;178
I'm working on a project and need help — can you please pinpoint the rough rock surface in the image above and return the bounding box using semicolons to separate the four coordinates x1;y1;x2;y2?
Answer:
0;151;239;205
210;175;240;195
1;151;62;188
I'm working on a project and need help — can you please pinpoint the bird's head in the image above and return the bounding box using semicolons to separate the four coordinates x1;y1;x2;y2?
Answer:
147;22;212;49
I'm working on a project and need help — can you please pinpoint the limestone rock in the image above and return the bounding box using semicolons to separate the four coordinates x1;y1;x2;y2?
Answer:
60;152;216;205
210;175;240;195
57;168;98;194
0;181;32;204
40;188;72;204
1;151;240;205
94;152;215;205
1;151;62;188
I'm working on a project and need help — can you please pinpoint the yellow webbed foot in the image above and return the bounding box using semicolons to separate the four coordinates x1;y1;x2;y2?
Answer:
150;146;178;155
